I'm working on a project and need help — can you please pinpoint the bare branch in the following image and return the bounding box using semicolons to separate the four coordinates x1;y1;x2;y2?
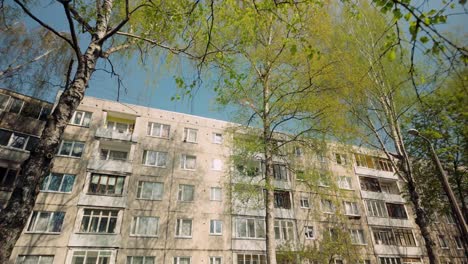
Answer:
68;4;93;33
60;0;82;59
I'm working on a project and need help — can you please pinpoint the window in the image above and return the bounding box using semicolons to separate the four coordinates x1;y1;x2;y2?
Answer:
318;173;330;187
213;133;223;144
373;228;415;246
274;220;294;241
180;154;196;170
0;167;18;188
393;228;416;246
237;254;266;264
142;150;167;167
212;159;223;171
321;199;335;213
137;181;164;200
127;256;155;264
175;219;192;237
293;146;303;157
178;184;194;202
386;203;407;219
72;251;112;264
235;218;265;238
131;216;159;236
174;257;191;264
379;258;401;264
296;170;305;181
58;140;85;157
439;235;449;248
273;164;288;181
0;93;10;111
338;176;352;189
380;181;399;194
455;236;463;249
210;257;222;264
305;226;314;239
274;191;291;209
27;211;65;233
88;173;125;196
210;187;222;201
236;161;261;177
71;111;92;127
16;255;53;264
343;201;359;216
360;177;381;192
402;258;421;264
365;200;387;217
41;173;75;193
335;153;347;165
350;229;366;244
376;158;393;172
107;120;133;134
0;129;39;151
79;209;118;233
100;149;128;160
147;122;170;138
300;196;310;208
210;220;222;235
183;128;198;143
316;153;327;163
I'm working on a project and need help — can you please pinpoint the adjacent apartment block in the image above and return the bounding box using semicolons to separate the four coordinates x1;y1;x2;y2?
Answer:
0;88;466;264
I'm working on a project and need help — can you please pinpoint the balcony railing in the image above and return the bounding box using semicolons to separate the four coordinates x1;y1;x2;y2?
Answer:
95;127;137;142
87;158;132;174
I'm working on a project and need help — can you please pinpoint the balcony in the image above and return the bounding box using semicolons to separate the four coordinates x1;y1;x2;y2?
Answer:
354;166;397;179
95;127;137;142
0;145;29;163
69;233;122;247
361;191;405;203
87;158;132;174
373;244;422;255
367;216;413;228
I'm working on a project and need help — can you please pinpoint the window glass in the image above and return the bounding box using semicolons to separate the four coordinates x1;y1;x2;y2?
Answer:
305;226;314;239
181;155;196;170
178;185;194;201
39;107;51;121
131;216;159;236
148;122;170;138
0;167;17;188
210;187;222;201
127;256;155;264
41;173;75;193
137;181;164;200
71;251;112;264
184;128;198;143
0;130;12;145
175;219;192;237
27;211;65;233
10;133;28;149
21;102;42;119
210;220;222;235
80;209;118;233
213;133;223;144
0;94;9;110
89;173;125;196
143;150;167;167
9;98;23;114
16;255;54;264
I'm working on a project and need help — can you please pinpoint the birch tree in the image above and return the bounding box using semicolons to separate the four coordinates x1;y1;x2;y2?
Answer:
0;0;212;260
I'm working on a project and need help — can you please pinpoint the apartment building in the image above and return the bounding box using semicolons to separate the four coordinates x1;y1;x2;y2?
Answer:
0;88;466;264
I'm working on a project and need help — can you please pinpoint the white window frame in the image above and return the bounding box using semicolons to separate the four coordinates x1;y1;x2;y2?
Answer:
147;122;170;138
41;173;75;193
335;153;347;165
210;187;222;201
174;257;192;264
305;225;315;240
175;218;193;238
300;196;310;209
338;176;353;190
70;110;92;127
178;184;195;202
379;257;402;264
0;129;38;151
68;250;115;264
57;140;85;158
180;154;196;170
0;166;18;188
79;209;119;234
183;128;198;143
235;217;266;239
438;235;449;248
236;254;266;264
100;149;128;161
350;229;366;245
16;255;54;264
321;199;335;213
274;219;294;241
26;211;65;233
343;201;360;216
131;216;159;237
211;159;223;171
212;133;223;144
143;150;167;167
318;173;330;187
127;256;155;264
106;120;132;134
210;256;222;264
137;181;164;200
209;219;223;235
365;199;388;218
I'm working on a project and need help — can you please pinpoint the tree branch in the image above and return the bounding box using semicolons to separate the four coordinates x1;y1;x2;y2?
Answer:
60;0;82;59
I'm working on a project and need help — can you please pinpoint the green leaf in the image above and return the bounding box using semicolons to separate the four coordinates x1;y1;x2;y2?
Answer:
420;36;429;43
388;49;396;61
404;13;412;21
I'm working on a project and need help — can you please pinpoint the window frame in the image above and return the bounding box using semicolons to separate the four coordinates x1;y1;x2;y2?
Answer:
274;219;294;241
211;159;223;171
142;150;168;167
300;196;310;209
0;166;18;189
41;173;75;193
338;176;353;190
304;225;315;240
57;140;85;158
88;173;125;196
175;218;193;238
174;257;192;264
343;201;360;216
365;199;388;218
212;133;223;144
210;187;222;201
209;219;223;235
178;184;195;202
100;149;128;161
127;256;156;264
183;127;198;143
180;154;196;170
16;255;54;264
210;256;222;264
70;110;92;127
137;181;164;200
79;209;119;234
70;250;114;264
130;216;159;237
147;122;170;138
235;217;266;239
438;235;449;249
26;211;65;233
321;199;336;214
350;229;366;245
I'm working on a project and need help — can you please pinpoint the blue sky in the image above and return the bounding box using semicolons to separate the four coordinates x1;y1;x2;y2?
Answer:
11;1;467;123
